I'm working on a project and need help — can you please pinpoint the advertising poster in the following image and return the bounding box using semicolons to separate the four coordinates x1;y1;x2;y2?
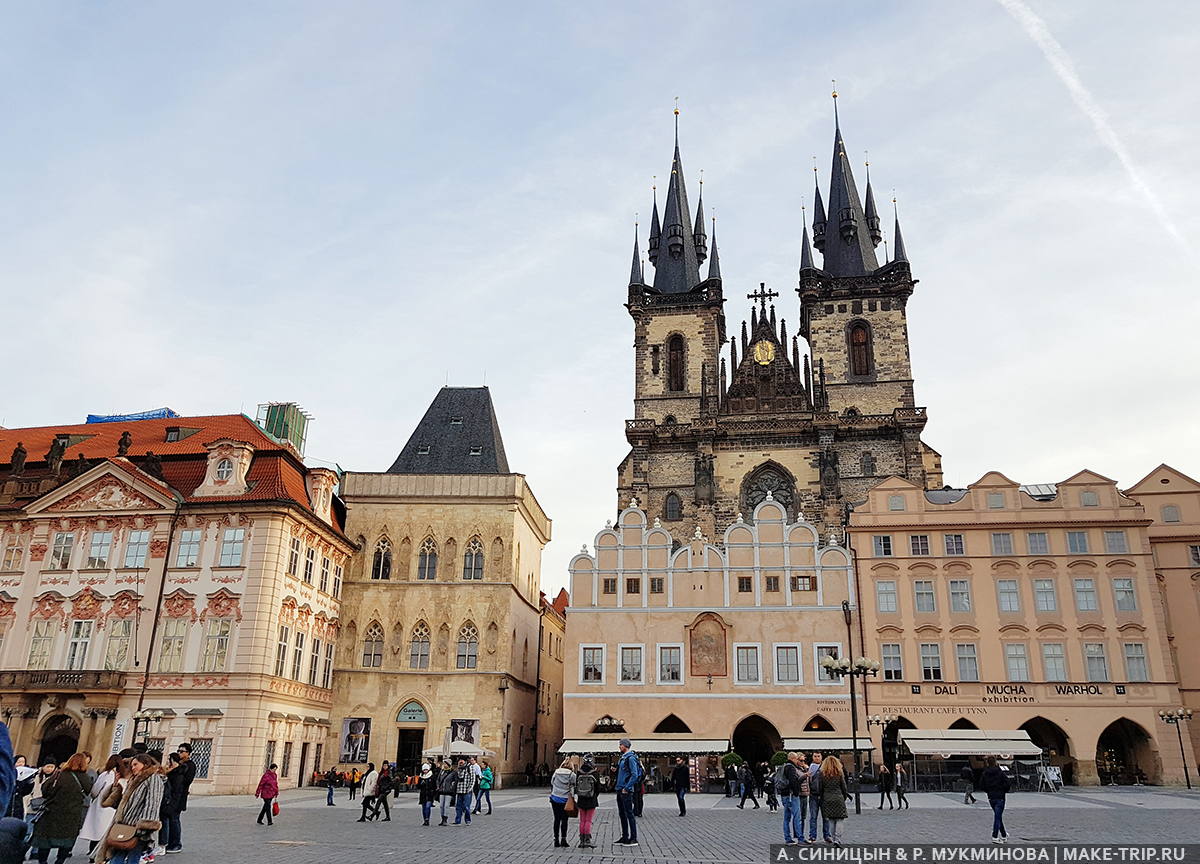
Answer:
450;718;481;745
341;717;371;763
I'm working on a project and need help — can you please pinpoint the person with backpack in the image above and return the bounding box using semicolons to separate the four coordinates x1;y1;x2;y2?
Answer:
670;757;689;816
776;752;810;846
437;759;457;825
736;762;759;809
762;762;778;812
575;755;600;847
979;756;1010;843
614;738;641;847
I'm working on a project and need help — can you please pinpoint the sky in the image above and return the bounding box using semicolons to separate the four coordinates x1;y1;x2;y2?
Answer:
1;1;1197;596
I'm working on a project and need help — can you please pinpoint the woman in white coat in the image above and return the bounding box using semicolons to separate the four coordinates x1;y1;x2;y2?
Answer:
78;755;130;855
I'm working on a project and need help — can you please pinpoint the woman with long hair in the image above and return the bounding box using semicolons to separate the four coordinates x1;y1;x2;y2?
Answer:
876;763;895;810
894;762;910;809
818;755;851;847
100;753;165;864
574;755;601;848
548;756;577;848
31;751;92;864
79;755;130;854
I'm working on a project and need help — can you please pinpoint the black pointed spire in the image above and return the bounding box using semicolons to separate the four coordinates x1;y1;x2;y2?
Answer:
647;183;660;265
800;224;815;272
730;336;738;373
812;164;827;253
650;113;702;294
822;93;879;276
720;356;728;401
629;224;644;286
740;320;748;355
864;160;882;248
892;200;908;264
693;173;708;265
707;218;721;282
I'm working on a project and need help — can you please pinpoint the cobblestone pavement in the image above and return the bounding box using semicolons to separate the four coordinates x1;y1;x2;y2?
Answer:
167;787;1200;863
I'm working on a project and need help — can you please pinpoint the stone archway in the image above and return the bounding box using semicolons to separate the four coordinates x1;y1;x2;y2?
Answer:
731;714;782;765
1097;718;1159;785
1021;716;1074;785
37;714;80;766
803;714;835;732
883;716;917;770
740;462;797;521
654;714;692;734
949;717;979;730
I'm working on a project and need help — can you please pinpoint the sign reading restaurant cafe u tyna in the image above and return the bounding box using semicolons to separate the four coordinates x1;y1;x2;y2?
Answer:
398;701;428;723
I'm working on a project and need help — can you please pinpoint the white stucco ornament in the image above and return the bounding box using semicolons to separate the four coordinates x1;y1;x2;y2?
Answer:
580;544;588;554
736;512;744;523
826;531;840;547
765;489;774;500
629;497;639;509
653;518;661;528
605;520;612;529
693;525;703;540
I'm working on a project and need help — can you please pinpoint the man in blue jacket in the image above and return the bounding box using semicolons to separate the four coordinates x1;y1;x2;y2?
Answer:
614;738;641;847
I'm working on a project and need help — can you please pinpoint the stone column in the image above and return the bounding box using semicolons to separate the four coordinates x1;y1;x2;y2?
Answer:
1075;758;1100;786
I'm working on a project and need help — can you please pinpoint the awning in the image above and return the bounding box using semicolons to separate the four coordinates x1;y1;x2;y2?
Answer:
782;736;875;752
421;741;496;758
898;729;1041;757
559;737;729;755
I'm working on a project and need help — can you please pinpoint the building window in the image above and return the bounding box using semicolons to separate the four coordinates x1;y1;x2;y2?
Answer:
737;575;753;593
417;538;438;580
1080;490;1099;507
1042;643;1067;681
861;452;876;476
333;565;342;598
791;575;814;591
991;533;1013;555
650;577;665;594
1027;532;1049;555
409;621;431;669
581;646;605;683
219;529;246;567
887;495;906;512
1084;643;1109;682
49;532;75;570
28;620;55;669
910;535;930;556
175;529;201;567
287;538;301;576
1162;505;1181;523
1073;578;1098;612
308;637;321;686
1;543;23;571
456;624;479;669
914;580;935;613
369;538;392;580
361;623;383;668
462;538;485;580
66;620;93;670
658;645;682;683
775;645;801;683
215;458;234;481
875;581;898;613
956;643;979;682
873;536;893;557
86;532;113;568
1113;578;1137;611
1067;531;1089;554
1005;643;1030;681
264;741;276;772
848;323;872;376
1033;579;1058;612
158;619;187;673
1189;545;1200;566
105;619;132;670
997;579;1020;613
302;548;315;584
667;335;686;392
949;579;972;612
816;645;841;683
664;493;683;522
944;534;965;556
185;738;213;780
881;643;903;680
735;645;761;683
920;643;942;681
626;577;641;594
1123;643;1149;682
986;492;1005;509
602;578;617;595
281;742;293;778
319;557;330;593
291;631;305;679
124;531;150;569
619;646;643;683
322;641;334;688
202;619;232;673
1104;531;1128;554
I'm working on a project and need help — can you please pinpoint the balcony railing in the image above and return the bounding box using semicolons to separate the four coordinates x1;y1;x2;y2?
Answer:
0;669;127;691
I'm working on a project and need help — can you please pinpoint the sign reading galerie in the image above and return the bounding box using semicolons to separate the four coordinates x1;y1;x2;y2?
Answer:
397;701;427;723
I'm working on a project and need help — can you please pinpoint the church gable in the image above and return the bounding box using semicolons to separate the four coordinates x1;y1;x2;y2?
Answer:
27;463;175;515
723;295;810;416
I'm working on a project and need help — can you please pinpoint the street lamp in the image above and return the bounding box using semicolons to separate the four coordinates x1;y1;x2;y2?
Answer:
1158;708;1194;790
822;602;879;815
132;709;164;744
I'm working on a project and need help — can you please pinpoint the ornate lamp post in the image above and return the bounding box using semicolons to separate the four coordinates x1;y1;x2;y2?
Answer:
1158;708;1193;790
822;604;879;815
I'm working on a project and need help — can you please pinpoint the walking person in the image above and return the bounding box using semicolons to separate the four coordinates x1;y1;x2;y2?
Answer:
575;755;600;848
437;759;457;825
819;755;851;847
548;757;577;848
30;752;91;864
417;763;436;826
614;738;641;847
671;756;689;816
477;760;493;815
725;761;737;797
737;762;759;809
325;766;338;806
807;752;831;843
452;758;474;825
470;756;484;814
255;763;279;826
357;763;379;822
99;753;165;864
79;755;128;855
980;757;1010;843
763;762;779;812
895;763;910;809
877;764;895;810
961;764;977;805
777;752;810;846
370;766;392;821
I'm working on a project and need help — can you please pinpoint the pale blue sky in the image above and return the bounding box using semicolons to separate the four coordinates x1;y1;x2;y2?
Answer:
2;2;1196;593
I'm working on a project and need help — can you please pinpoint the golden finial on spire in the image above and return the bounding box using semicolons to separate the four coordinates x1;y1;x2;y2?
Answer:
812;155;818;176
699;168;704;188
674;96;680;116
831;79;838;100
652;175;657;193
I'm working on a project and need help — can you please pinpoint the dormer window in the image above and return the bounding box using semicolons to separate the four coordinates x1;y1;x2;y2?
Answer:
215;459;234;481
417;444;430;455
165;427;181;442
469;446;482;456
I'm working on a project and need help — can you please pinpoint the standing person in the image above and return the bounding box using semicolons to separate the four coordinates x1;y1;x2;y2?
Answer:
632;756;646;817
776;752;810;846
348;767;360;801
877;764;895;810
356;763;378;822
671;757;689;816
819;756;851;847
763;762;779;812
417;763;436;826
724;761;737;797
960;764;977;805
9;755;34;820
30;752;91;864
613;738;641;848
979;757;1009;843
452;758;474;825
168;743;196;853
100;753;165;864
254;763;279;826
575;755;600;848
158;752;187;854
737;762;759;809
806;753;831;844
437;759;457;826
470;756;484;814
477;760;493;815
894;763;910;809
548;757;577;848
370;766;392;821
324;766;338;806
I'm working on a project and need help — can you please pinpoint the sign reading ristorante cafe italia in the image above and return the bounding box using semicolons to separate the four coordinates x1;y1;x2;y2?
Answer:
868;680;1158;714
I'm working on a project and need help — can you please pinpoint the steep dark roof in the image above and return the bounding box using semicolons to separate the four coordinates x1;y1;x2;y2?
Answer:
650;141;703;294
388;387;510;475
822;123;880;276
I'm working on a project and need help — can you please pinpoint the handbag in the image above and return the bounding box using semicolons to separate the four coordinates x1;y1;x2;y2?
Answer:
107;823;139;851
563;795;577;817
272;800;280;816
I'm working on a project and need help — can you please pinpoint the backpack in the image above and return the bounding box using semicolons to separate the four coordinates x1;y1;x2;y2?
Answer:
576;772;598;799
773;764;790;794
377;775;393;795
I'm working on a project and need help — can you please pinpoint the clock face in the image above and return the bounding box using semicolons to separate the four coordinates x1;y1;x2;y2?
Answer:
752;340;775;365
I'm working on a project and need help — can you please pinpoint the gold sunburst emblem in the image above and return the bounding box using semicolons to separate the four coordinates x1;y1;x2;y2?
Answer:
752;340;775;365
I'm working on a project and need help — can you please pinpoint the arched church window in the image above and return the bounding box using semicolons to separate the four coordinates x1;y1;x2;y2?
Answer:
362;622;384;668
667;335;686;392
741;464;796;518
860;452;876;476
462;537;484;580
371;538;392;581
664;492;683;522
409;621;431;669
849;323;872;376
417;537;438;580
456;623;479;669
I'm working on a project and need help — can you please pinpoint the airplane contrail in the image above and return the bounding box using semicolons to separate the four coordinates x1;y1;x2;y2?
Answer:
996;0;1186;251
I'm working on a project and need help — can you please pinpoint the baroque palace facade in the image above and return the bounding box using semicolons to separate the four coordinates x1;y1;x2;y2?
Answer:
564;104;1198;785
0;411;352;794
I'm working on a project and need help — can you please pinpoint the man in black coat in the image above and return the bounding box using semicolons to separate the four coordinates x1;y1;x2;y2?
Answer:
168;743;198;853
671;757;690;816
